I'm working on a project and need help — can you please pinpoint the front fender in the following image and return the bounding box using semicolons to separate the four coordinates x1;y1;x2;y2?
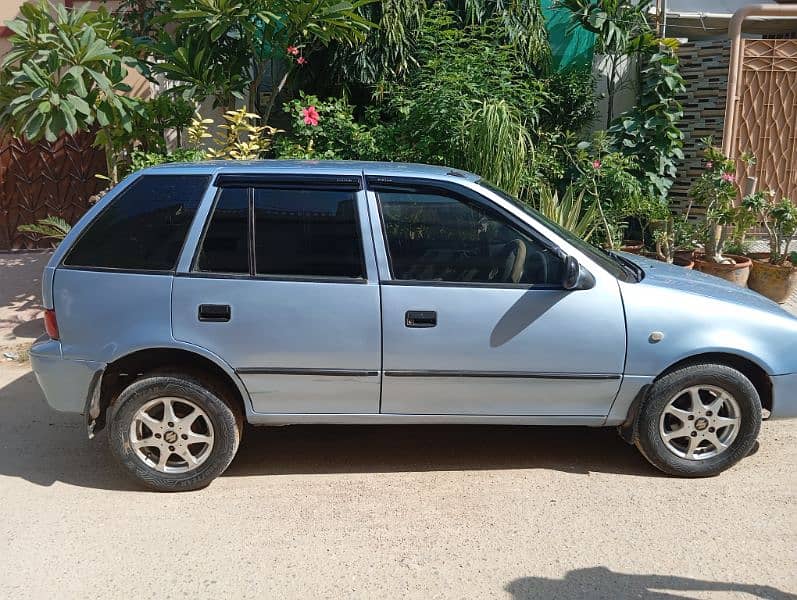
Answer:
620;281;797;377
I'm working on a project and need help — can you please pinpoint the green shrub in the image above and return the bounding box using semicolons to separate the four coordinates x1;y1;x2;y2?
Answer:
274;93;378;160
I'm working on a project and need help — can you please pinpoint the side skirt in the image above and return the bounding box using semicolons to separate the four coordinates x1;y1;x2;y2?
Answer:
246;413;608;427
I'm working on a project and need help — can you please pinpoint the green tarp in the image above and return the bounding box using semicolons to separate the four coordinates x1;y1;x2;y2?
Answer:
542;0;595;70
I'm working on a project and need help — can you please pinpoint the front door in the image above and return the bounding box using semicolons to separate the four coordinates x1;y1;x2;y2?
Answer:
369;179;626;417
173;177;381;414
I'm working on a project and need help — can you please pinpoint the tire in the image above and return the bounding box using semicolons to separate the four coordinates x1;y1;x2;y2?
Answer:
108;373;241;491
634;362;762;477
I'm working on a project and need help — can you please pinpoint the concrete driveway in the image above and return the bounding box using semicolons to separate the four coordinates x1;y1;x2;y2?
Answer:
0;362;795;599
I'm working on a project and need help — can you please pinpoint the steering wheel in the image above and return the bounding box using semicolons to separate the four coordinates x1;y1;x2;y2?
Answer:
498;239;527;283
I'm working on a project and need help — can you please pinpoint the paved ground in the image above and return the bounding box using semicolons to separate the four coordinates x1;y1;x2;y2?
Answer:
0;251;50;353
0;363;795;599
1;250;796;598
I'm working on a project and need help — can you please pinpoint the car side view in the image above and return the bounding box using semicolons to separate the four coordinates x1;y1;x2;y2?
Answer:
30;160;797;491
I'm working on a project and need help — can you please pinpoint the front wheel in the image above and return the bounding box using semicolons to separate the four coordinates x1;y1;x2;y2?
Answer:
109;374;241;491
634;363;762;477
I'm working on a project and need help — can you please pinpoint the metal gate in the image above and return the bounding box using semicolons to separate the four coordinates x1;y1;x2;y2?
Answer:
0;132;106;250
731;39;797;202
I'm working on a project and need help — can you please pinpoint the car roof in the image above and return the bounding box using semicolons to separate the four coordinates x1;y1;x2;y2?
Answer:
144;159;481;183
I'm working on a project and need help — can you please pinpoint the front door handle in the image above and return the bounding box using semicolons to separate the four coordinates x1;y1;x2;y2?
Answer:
198;304;231;322
405;310;437;328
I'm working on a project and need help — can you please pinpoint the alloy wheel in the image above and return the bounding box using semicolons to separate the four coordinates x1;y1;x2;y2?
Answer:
129;396;214;473
658;385;741;460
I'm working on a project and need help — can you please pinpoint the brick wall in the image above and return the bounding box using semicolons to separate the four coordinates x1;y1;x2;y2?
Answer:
671;39;731;217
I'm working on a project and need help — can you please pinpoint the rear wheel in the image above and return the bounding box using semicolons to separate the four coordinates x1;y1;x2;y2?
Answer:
109;374;241;491
634;363;761;477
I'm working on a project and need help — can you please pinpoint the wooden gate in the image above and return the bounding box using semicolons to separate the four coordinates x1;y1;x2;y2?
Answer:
0;132;107;250
731;39;797;202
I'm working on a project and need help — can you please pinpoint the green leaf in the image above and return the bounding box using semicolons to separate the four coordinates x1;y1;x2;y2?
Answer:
96;105;110;127
37;100;52;114
67;95;91;116
24;112;45;141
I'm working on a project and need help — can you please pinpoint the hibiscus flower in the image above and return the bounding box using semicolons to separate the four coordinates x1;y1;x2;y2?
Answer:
302;106;319;126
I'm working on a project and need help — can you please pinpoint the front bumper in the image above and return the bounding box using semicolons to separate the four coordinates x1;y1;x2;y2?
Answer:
29;339;105;414
770;373;797;419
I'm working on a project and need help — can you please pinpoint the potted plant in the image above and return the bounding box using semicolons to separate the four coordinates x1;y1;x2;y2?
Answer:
648;197;698;268
688;139;753;286
743;191;797;303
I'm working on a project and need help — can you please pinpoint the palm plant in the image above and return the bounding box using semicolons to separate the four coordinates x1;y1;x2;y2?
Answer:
136;0;373;120
18;216;72;243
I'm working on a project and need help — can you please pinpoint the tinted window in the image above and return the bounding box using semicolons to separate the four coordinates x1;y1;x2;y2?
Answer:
378;188;563;285
254;188;364;278
64;174;209;271
196;188;249;274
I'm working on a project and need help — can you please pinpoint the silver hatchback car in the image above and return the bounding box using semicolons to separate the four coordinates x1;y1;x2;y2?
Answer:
30;161;797;490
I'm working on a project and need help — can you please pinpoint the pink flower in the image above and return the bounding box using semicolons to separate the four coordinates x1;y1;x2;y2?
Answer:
721;172;736;183
592;159;602;170
705;161;713;169
296;56;307;65
287;45;299;56
302;106;319;126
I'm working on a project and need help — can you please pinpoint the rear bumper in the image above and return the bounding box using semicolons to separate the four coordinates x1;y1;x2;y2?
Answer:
770;373;797;419
29;339;105;414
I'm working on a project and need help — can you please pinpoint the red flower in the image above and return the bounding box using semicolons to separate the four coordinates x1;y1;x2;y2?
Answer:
721;172;736;183
287;45;299;56
705;161;713;169
296;56;307;65
302;106;319;126
592;159;602;170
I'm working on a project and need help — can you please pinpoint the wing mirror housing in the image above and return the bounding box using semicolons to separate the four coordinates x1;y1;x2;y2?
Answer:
562;255;595;291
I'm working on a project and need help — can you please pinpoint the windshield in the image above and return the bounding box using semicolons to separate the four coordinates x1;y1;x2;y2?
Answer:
477;180;638;282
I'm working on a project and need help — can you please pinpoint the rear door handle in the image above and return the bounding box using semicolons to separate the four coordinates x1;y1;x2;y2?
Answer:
405;310;437;328
198;304;231;322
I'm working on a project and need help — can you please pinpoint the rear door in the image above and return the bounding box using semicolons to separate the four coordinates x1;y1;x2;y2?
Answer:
172;173;381;414
367;177;627;418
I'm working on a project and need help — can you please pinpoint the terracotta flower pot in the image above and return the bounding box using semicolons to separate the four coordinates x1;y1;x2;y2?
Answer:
748;257;797;304
693;253;752;287
673;256;694;270
620;240;644;254
674;249;697;263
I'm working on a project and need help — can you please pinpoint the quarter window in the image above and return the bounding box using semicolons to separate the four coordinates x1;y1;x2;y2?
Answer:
64;175;209;271
196;188;249;274
254;188;364;278
377;187;563;285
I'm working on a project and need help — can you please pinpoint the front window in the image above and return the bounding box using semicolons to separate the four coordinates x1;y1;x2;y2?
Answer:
376;184;563;285
477;180;637;281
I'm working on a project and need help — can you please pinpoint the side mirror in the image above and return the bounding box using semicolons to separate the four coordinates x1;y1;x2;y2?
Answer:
562;255;595;291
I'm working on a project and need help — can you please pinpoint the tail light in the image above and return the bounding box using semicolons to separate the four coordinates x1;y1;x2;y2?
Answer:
44;309;60;340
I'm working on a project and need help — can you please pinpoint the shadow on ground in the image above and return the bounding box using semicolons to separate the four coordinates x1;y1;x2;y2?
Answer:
506;567;797;599
0;367;660;491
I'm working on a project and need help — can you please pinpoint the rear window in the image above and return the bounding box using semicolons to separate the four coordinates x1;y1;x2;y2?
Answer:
63;174;210;271
254;188;364;279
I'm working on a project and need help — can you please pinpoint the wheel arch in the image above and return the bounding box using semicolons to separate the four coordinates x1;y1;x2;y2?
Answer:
95;346;251;433
618;351;772;443
655;352;772;414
